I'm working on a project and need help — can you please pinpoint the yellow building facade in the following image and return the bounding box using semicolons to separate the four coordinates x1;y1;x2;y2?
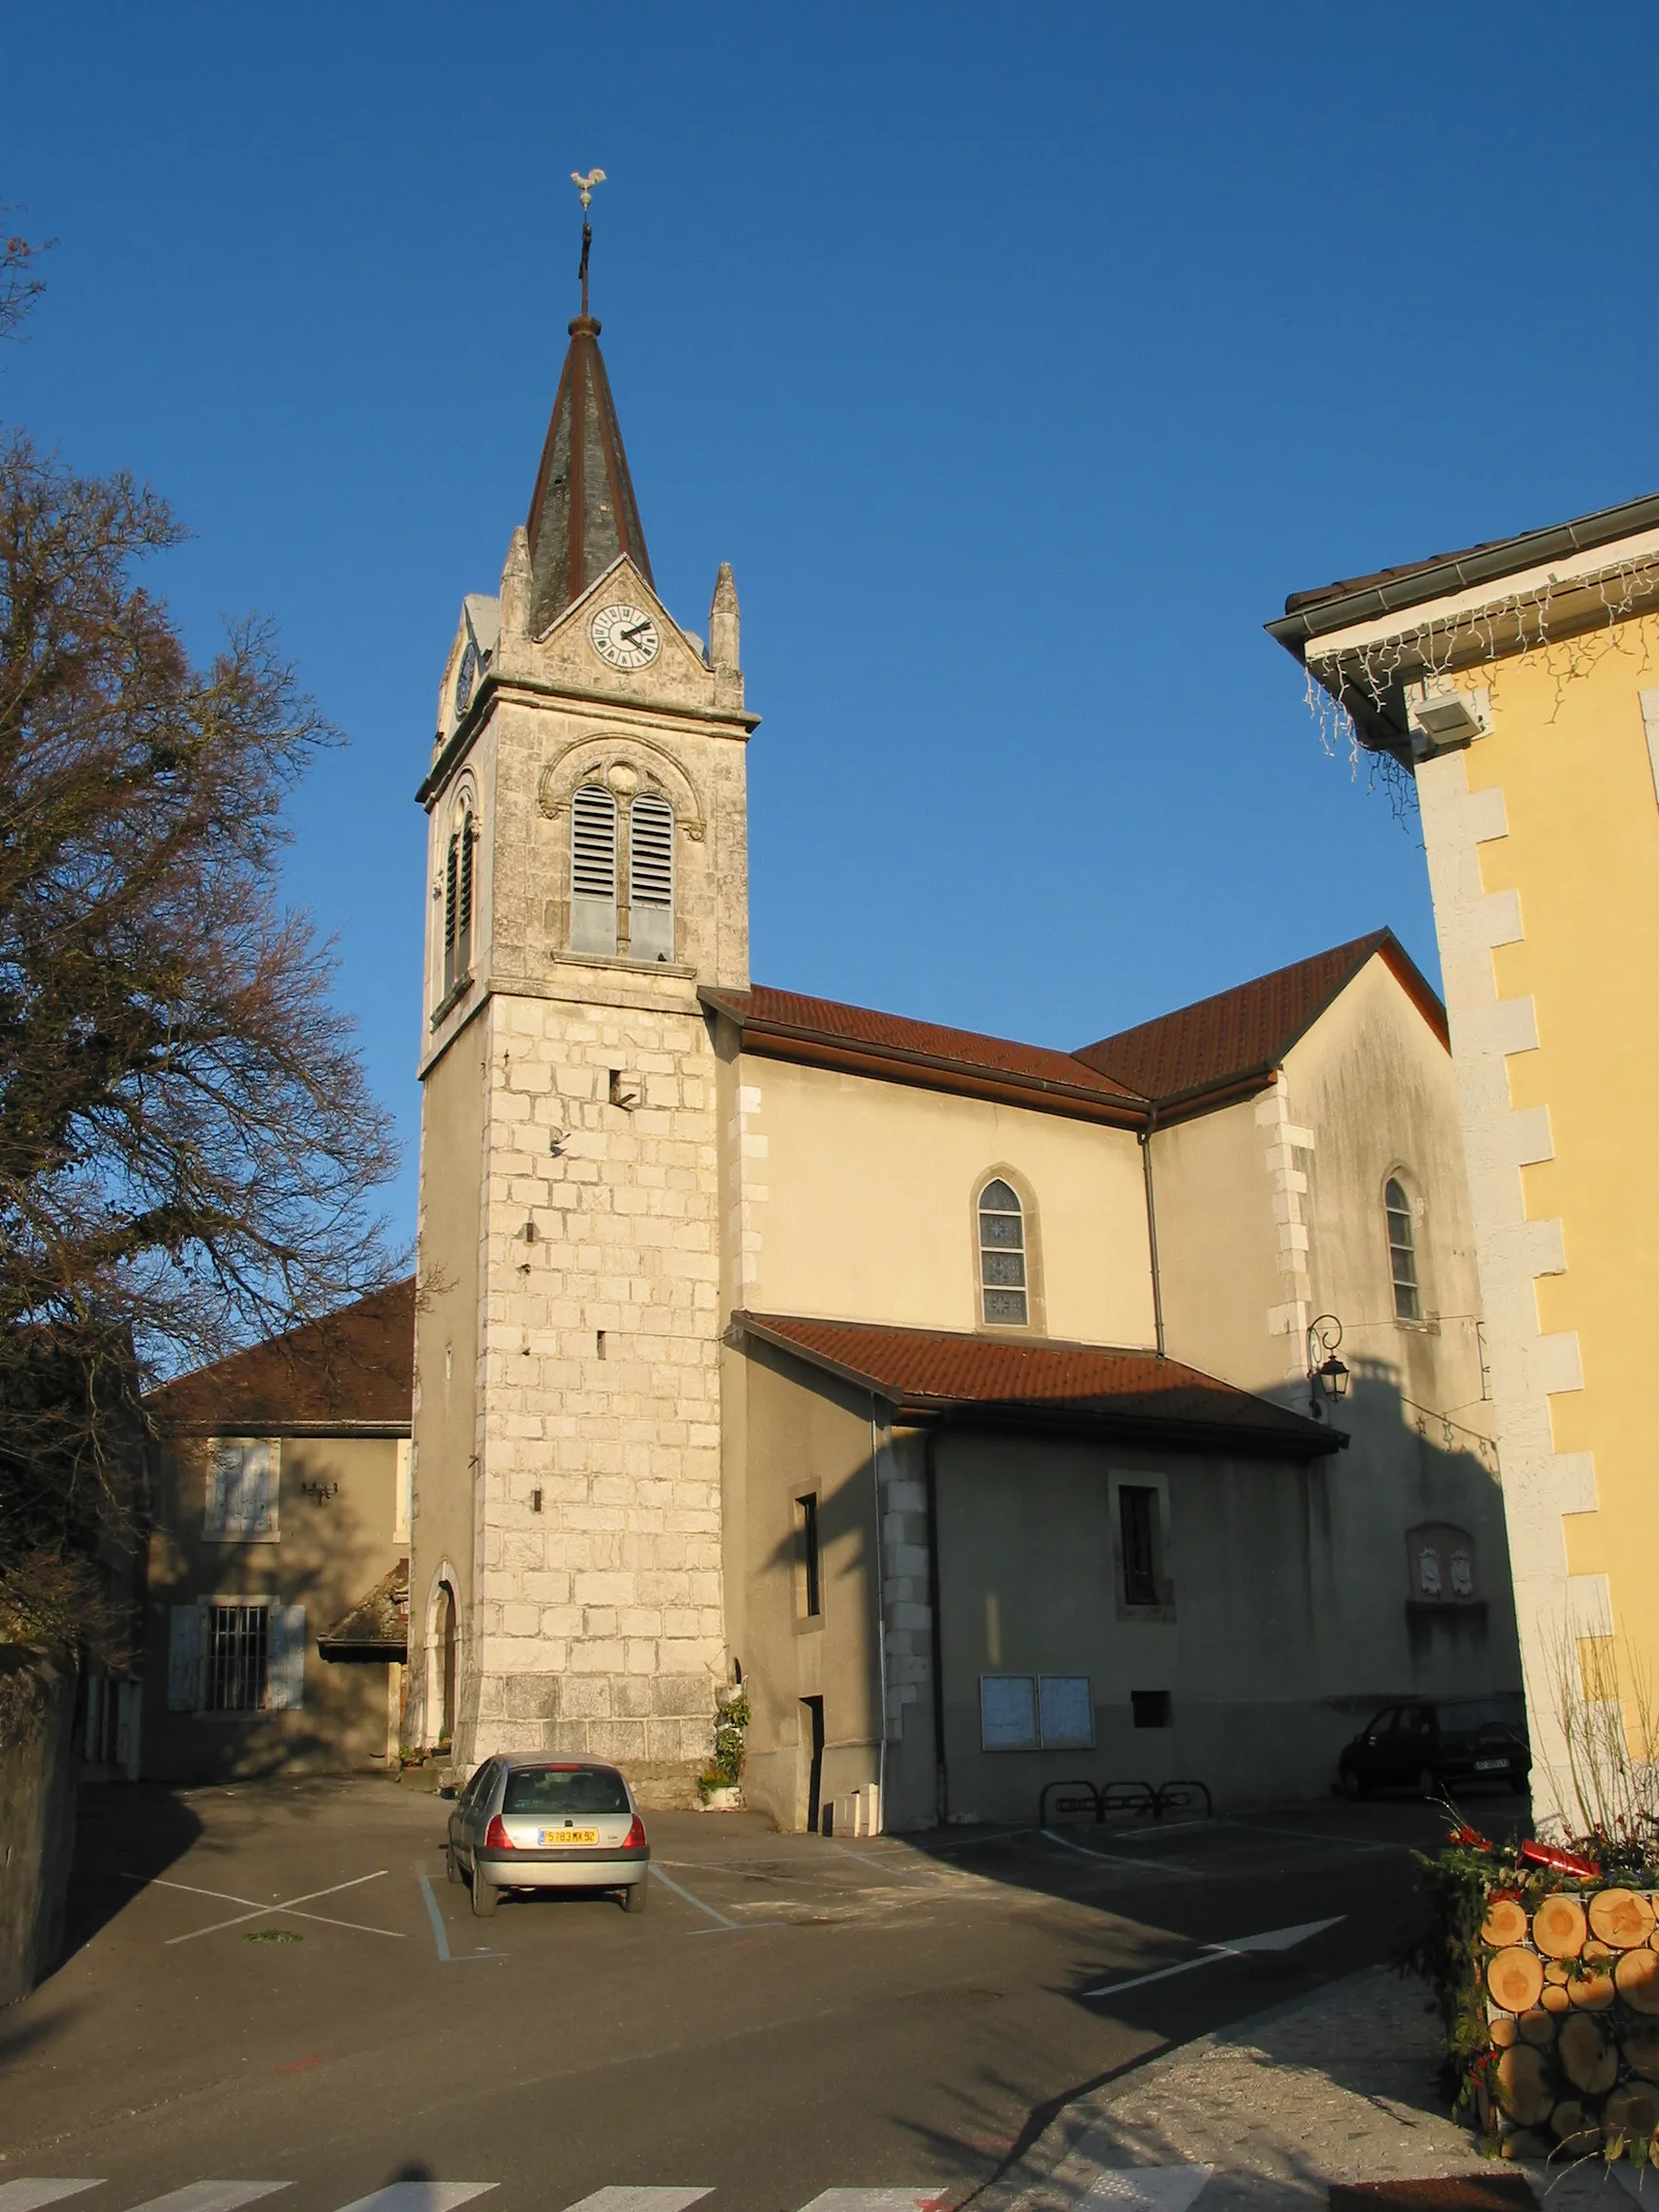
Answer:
1272;496;1659;1828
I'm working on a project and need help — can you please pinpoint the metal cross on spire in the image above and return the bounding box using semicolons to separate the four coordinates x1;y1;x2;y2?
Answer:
571;167;606;317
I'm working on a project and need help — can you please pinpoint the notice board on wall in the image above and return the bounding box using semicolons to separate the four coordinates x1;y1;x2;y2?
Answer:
979;1674;1038;1750
1038;1675;1094;1749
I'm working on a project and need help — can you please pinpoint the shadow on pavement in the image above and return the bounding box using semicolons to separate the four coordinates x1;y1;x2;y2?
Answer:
57;1779;204;1964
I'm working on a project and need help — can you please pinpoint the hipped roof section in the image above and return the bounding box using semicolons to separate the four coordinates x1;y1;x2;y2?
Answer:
1072;929;1446;1109
733;1312;1342;1458
145;1279;416;1435
703;934;1445;1130
700;983;1146;1126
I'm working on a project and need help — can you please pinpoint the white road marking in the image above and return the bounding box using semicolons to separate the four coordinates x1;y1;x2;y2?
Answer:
123;1869;405;1944
1078;2169;1214;2212
331;2188;496;2212
830;1846;939;1888
1084;1915;1345;1997
1041;1829;1198;1878
796;2193;948;2212
124;2186;290;2212
647;1863;741;1930
417;1870;498;1965
0;2186;103;2212
560;2191;713;2212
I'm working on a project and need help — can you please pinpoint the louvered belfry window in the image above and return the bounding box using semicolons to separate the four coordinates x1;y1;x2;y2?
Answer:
629;793;675;963
978;1178;1028;1326
442;797;475;999
571;784;619;956
1385;1177;1422;1322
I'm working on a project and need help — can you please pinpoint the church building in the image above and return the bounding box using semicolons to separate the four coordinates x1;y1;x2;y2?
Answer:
405;278;1521;1830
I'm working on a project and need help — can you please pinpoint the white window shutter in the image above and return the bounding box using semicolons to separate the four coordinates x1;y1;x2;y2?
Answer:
571;785;618;956
205;1443;239;1537
628;795;675;963
244;1440;279;1539
267;1604;307;1710
167;1604;203;1711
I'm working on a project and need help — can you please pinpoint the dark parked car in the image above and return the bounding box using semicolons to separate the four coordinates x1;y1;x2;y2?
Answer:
1338;1696;1530;1800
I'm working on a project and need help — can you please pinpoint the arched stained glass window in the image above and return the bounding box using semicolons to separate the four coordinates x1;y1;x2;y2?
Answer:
978;1178;1028;1326
1385;1176;1422;1321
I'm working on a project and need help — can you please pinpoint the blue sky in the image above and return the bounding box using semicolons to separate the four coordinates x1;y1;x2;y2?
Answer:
4;3;1654;1247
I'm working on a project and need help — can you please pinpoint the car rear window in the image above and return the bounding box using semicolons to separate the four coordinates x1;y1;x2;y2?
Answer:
501;1766;631;1816
1438;1698;1526;1734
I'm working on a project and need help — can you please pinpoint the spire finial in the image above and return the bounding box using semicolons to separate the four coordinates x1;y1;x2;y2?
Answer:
571;167;606;318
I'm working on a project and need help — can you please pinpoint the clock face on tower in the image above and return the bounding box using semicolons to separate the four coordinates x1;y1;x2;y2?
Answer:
589;602;660;671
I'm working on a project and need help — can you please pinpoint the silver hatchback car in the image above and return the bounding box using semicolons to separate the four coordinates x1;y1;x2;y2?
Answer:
446;1755;650;1917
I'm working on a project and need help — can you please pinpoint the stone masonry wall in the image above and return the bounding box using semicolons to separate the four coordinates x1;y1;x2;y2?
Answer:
471;988;726;1799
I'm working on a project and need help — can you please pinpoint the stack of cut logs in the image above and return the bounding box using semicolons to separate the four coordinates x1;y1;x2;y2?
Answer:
1483;1884;1659;2157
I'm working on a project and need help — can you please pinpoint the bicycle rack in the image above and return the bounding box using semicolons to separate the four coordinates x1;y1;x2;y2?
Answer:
1038;1776;1212;1827
1155;1778;1212;1820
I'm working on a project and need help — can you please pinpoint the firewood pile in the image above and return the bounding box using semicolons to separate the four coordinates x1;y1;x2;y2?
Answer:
1414;1822;1659;2165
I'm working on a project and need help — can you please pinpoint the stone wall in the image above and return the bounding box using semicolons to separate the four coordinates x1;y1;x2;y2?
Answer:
0;1648;76;2006
469;989;726;1800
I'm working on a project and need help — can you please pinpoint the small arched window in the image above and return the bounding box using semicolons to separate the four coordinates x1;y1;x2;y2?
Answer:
978;1178;1028;1326
1385;1176;1422;1321
442;793;476;998
628;793;675;963
571;784;619;957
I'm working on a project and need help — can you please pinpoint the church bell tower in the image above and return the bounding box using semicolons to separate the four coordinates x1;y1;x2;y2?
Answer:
407;204;754;1798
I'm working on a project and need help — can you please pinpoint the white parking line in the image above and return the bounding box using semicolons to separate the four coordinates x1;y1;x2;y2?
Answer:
331;2188;495;2212
124;1870;406;1944
416;1871;498;1964
560;2192;713;2212
125;2187;290;2212
0;2187;103;2212
830;1846;940;1887
1040;1830;1198;1878
795;2193;948;2212
647;1863;742;1929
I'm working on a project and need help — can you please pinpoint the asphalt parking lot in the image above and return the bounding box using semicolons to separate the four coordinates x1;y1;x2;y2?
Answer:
0;1779;1513;2212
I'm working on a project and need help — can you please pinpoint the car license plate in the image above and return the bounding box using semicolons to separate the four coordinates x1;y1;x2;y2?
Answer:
1474;1757;1508;1772
539;1827;600;1845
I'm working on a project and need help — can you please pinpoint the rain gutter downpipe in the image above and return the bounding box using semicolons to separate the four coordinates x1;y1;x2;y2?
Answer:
1139;1101;1165;1358
868;1396;889;1825
923;1426;949;1826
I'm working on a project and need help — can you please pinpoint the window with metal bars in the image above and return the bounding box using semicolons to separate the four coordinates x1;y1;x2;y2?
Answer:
203;1603;269;1713
1385;1176;1422;1321
977;1178;1028;1325
1120;1486;1159;1607
628;793;675;962
571;784;618;956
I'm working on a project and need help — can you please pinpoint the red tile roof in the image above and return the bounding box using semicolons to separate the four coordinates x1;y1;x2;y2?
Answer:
1072;930;1446;1109
736;1313;1340;1457
145;1279;416;1433
702;984;1143;1112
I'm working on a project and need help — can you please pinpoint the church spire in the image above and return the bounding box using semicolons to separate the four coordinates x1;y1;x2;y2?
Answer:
525;175;653;639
